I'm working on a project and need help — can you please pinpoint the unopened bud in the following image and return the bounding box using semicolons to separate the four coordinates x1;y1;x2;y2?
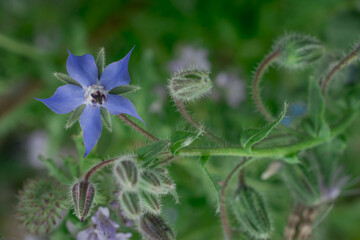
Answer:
140;170;176;194
72;180;96;222
113;157;138;190
168;68;212;102
140;213;175;240
231;186;272;239
140;191;161;215
119;191;141;219
274;34;324;69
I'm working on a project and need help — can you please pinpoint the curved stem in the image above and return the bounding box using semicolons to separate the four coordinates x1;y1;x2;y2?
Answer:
177;111;357;158
220;159;246;240
118;114;159;142
0;33;47;60
173;98;228;146
84;158;117;182
252;49;280;121
321;43;360;95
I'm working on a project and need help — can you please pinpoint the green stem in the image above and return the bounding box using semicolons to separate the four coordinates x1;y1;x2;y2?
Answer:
0;33;47;60
177;111;357;158
118;114;159;142
173;98;228;146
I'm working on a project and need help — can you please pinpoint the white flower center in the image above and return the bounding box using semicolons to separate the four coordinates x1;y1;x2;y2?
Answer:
85;85;108;106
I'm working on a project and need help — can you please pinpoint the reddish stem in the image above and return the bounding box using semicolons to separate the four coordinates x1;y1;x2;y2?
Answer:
84;158;117;182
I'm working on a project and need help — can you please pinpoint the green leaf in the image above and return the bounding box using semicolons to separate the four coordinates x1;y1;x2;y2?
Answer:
240;103;287;151
53;72;80;86
95;47;105;77
308;77;330;138
198;155;221;212
62;156;79;178
282;154;300;164
100;107;112;132
39;156;71;184
137;140;169;163
109;85;141;95
66;104;85;129
170;130;203;155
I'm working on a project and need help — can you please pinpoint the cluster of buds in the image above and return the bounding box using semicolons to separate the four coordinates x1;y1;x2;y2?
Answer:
16;178;68;236
113;156;176;220
231;185;272;239
168;67;212;102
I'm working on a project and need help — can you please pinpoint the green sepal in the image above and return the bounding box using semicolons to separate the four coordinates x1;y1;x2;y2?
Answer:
137;140;169;164
109;85;141;95
39;156;72;184
66;104;85;129
170;129;203;155
240;103;287;151
307;77;330;139
53;72;81;86
100;107;112;132
95;47;105;77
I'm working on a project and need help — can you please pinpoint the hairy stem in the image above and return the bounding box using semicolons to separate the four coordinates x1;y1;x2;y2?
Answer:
177;111;357;158
252;49;280;121
84;158;117;182
118;114;159;142
220;159;246;240
173;98;228;146
321;43;360;94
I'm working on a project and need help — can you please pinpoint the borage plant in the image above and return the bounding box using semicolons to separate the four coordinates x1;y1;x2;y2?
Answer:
16;33;360;240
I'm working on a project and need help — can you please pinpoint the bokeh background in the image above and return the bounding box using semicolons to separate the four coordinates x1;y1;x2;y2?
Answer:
1;0;360;239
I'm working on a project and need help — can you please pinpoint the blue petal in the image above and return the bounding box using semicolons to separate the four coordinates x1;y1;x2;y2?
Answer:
100;47;134;91
67;50;99;88
36;84;84;114
80;105;102;157
103;94;145;124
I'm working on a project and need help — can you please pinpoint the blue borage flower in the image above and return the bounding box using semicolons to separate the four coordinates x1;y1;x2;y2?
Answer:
36;48;144;156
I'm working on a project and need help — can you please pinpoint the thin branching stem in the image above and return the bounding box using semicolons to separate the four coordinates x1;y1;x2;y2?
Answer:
252;49;281;121
84;158;117;182
118;114;159;142
220;159;246;240
177;111;357;158
173;98;228;146
321;43;360;95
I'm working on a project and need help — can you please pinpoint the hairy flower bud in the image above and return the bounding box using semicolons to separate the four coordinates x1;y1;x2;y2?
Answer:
274;34;324;69
140;169;176;195
119;191;141;219
113;157;139;190
231;186;272;239
72;180;96;222
168;68;212;102
140;191;161;215
16;178;68;236
140;213;175;240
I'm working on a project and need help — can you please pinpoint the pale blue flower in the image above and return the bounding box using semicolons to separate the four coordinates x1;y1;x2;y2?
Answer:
36;48;144;156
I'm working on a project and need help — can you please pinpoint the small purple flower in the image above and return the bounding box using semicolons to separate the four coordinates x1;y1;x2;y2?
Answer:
77;207;132;240
36;48;144;156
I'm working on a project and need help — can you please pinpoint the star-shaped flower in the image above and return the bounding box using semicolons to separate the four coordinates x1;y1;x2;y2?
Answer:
36;48;144;156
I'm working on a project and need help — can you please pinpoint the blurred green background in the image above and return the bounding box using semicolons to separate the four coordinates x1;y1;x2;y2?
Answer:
1;0;360;239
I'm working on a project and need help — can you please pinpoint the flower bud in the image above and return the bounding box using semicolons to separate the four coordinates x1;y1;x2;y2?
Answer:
168;68;212;102
140;169;176;195
231;186;272;239
140;213;175;240
119;191;141;219
72;180;96;222
16;178;68;236
140;191;161;215
274;34;324;69
113;157;138;191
